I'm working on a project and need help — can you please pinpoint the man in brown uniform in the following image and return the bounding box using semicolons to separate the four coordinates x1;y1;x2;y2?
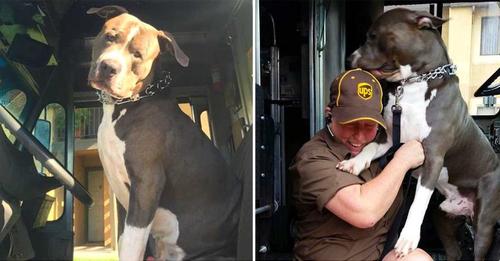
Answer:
290;69;432;260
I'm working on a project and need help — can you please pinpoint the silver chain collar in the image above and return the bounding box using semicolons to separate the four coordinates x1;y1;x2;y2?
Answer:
395;64;457;107
97;71;172;105
401;64;457;85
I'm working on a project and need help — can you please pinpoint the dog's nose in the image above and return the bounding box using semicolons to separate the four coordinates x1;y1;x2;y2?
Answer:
99;59;121;78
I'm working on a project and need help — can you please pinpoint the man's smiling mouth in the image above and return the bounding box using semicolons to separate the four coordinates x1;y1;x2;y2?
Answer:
348;141;362;148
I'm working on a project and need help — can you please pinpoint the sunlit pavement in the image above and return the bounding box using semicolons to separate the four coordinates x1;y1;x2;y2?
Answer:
74;245;118;261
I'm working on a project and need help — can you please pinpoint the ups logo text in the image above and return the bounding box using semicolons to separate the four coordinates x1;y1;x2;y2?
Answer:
357;83;373;100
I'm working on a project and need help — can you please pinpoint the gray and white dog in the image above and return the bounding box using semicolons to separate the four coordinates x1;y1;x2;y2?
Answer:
87;6;240;261
338;8;500;261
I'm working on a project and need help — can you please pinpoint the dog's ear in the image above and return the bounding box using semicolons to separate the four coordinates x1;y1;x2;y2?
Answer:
415;11;448;29
158;31;189;67
87;5;128;19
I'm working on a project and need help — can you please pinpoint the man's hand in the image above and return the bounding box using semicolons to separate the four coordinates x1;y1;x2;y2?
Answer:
393;140;424;170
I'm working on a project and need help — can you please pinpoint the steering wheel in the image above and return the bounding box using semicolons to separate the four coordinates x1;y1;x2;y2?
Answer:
0;105;93;206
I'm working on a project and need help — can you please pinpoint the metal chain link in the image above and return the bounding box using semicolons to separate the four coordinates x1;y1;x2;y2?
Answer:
394;85;404;109
396;64;457;104
97;71;172;105
403;64;457;85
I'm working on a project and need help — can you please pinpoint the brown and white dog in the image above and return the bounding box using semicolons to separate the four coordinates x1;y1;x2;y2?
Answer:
338;8;500;260
87;6;241;261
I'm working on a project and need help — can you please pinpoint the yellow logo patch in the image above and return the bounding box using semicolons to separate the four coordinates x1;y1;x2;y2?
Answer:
357;83;373;100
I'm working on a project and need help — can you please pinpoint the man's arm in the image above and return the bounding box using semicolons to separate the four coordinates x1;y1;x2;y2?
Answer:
325;140;424;228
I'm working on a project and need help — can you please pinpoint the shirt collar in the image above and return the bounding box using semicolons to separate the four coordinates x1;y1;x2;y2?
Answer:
320;126;351;160
321;126;381;180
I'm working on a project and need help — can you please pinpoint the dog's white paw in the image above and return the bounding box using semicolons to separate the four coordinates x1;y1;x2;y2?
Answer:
394;226;421;257
336;158;368;175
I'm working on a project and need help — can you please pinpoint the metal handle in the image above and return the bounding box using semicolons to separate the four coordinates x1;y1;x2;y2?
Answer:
255;204;273;215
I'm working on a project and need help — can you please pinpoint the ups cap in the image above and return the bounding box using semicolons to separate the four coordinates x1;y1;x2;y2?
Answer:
330;68;386;129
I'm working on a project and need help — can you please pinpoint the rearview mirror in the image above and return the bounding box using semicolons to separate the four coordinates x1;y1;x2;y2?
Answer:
34;119;51;150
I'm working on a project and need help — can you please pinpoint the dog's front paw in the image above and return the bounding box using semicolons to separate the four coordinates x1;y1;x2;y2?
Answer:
394;227;421;258
336;158;368;175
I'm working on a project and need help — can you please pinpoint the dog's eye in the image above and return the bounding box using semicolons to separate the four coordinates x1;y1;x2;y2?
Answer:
105;33;116;42
368;32;376;41
133;51;142;59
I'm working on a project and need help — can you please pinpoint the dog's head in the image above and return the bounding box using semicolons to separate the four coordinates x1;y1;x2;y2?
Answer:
87;6;189;99
349;8;448;82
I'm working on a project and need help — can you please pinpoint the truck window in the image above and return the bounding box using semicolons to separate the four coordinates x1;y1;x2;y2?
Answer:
33;103;66;221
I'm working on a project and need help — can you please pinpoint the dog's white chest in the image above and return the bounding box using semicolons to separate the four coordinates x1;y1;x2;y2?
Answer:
97;104;131;209
384;81;437;142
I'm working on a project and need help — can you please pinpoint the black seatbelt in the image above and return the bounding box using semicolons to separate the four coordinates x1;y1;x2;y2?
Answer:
380;89;414;258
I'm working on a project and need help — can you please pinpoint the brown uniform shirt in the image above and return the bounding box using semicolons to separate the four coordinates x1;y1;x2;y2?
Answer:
290;128;402;261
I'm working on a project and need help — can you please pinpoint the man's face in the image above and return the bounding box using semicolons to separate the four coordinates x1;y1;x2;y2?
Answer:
331;120;378;156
